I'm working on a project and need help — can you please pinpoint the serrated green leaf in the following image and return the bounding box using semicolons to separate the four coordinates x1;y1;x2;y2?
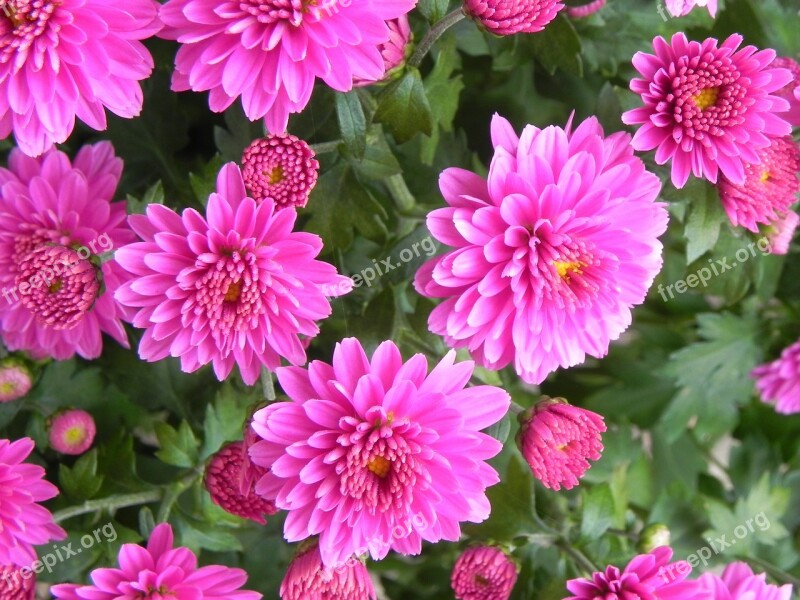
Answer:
684;183;725;263
59;449;104;501
336;91;367;159
155;421;199;468
375;68;435;143
581;483;616;539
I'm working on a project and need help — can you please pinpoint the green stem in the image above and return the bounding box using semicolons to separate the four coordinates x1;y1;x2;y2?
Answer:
261;367;276;402
53;490;162;524
156;470;203;523
310;141;342;155
385;174;416;213
557;540;600;575
408;8;467;68
509;401;526;416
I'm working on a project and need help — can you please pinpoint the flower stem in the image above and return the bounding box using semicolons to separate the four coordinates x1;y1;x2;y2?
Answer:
156;470;203;523
261;367;276;402
53;490;162;524
310;141;341;155
509;401;526;416
408;8;466;68
556;540;600;575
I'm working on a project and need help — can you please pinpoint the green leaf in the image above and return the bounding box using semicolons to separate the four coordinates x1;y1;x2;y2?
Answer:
348;130;403;180
59;449;104;501
581;483;616;539
336;91;367;159
684;182;725;263
528;15;582;76
417;0;451;22
374;68;435;144
200;383;255;460
155;421;199;468
423;36;464;133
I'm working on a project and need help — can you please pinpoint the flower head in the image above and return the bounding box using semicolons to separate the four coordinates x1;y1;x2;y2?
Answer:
280;541;376;600
464;0;565;35
622;33;793;188
765;211;798;255
0;564;35;600
414;114;667;384
451;545;518;600
665;0;717;18
51;523;262;600
565;547;708;599
0;360;32;403
114;163;351;385
0;0;161;157
159;0;416;133
205;441;277;524
517;397;606;490
717;136;800;233
250;338;510;567
697;562;793;600
48;409;96;455
0;437;66;566
353;16;412;87
751;338;800;414
565;0;606;19
0;143;135;361
241;134;319;209
772;56;800;126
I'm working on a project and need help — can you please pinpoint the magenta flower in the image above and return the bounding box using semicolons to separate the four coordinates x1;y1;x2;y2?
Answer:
159;0;416;133
414;114;667;384
204;441;277;525
51;522;262;600
766;211;799;255
0;360;32;403
241;134;319;209
0;143;135;361
0;0;161;157
622;33;793;188
517;397;606;490
114;163;350;385
280;541;376;600
665;0;717;18
565;0;607;19
451;545;518;600
772;56;800;126
565;547;708;599
353;16;413;87
717;136;800;233
0;437;66;567
751;339;800;414
697;562;793;600
48;409;96;456
464;0;564;35
250;338;510;567
0;564;35;599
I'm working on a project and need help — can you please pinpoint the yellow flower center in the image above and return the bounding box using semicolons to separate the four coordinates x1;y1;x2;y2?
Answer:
224;280;242;303
266;166;284;185
693;87;719;110
553;260;584;281
49;280;63;293
367;456;391;478
64;426;86;445
0;382;16;394
760;171;770;183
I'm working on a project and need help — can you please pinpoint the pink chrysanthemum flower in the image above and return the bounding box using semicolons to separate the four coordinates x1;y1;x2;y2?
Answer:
517;397;606;490
159;0;416;133
205;441;277;524
665;0;717;18
48;409;96;455
751;339;800;414
281;541;376;600
765;211;799;255
622;33;793;189
51;523;262;600
698;562;793;600
464;0;564;35
0;360;32;403
0;437;66;566
414;114;667;384
565;0;606;19
114;163;351;385
0;564;35;600
241;135;319;209
239;418;264;496
451;545;518;600
772;57;800;126
717;136;800;233
353;16;412;87
0;0;161;157
0;143;135;360
250;338;510;567
566;547;708;599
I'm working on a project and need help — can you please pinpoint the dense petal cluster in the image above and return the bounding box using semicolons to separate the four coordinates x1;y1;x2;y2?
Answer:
772;56;800;126
51;523;262;600
0;565;35;600
451;545;518;600
565;547;708;599
517;397;606;490
717;136;800;233
250;338;510;567
0;437;66;566
766;211;799;255
623;33;793;188
280;542;376;600
665;0;717;18
241;134;319;209
205;441;278;524
48;409;96;455
0;143;135;360
697;562;793;600
415;114;667;384
159;0;416;132
565;0;606;19
353;16;412;87
0;0;161;157
464;0;564;35
114;163;351;385
751;338;800;414
0;360;31;403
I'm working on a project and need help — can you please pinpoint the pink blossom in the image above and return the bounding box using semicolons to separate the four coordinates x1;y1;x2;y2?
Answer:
451;545;518;600
280;541;376;600
751;338;800;414
48;409;96;455
241;134;319;209
665;0;718;18
697;562;792;600
464;0;564;35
